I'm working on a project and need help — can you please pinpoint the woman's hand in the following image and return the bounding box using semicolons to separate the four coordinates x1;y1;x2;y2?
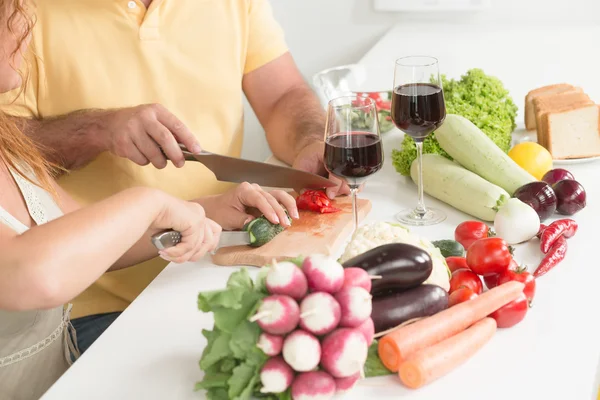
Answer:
154;197;222;263
198;182;299;231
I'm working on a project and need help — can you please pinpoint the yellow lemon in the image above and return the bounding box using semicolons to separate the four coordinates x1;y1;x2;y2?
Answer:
508;142;553;180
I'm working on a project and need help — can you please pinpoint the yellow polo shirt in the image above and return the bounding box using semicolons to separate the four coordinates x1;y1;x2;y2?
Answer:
0;0;288;319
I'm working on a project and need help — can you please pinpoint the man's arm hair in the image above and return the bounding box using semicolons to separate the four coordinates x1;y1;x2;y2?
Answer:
13;110;109;170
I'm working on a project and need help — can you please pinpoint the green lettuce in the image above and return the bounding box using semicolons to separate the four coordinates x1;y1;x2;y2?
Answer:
391;68;518;176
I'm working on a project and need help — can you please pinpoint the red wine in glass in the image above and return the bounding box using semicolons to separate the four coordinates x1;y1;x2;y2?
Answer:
391;83;446;141
324;132;383;186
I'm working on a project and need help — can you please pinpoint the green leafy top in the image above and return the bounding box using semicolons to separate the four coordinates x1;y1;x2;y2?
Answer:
391;68;518;176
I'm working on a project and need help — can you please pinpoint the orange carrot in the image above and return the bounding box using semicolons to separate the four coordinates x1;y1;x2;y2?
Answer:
378;281;523;372
398;318;497;389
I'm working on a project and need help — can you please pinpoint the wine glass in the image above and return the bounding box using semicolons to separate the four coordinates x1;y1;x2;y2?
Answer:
323;95;384;232
391;56;447;226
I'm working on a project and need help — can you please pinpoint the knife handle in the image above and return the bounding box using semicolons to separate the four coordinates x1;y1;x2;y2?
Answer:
151;230;182;250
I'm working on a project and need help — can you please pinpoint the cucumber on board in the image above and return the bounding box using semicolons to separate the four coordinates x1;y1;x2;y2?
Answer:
431;240;465;257
435;114;536;195
243;215;290;247
410;154;509;222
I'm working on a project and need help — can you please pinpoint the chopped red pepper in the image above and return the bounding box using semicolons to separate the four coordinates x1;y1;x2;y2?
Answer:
534;236;567;278
539;219;578;253
296;190;341;214
377;100;392;110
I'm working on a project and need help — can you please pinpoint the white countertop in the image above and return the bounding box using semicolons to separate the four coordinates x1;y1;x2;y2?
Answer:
41;24;600;400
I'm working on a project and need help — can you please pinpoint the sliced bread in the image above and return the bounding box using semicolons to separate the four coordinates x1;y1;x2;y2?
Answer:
524;84;579;130
541;104;600;159
533;91;593;148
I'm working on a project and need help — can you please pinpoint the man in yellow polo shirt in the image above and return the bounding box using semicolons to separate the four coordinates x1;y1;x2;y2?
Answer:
0;0;346;353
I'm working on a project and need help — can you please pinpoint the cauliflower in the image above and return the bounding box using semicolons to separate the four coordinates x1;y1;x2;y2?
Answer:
339;221;450;291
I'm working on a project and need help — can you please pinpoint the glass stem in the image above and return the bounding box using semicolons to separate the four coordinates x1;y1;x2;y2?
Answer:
415;141;427;217
350;187;359;232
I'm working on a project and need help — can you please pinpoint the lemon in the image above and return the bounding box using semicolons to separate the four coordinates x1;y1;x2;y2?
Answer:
508;142;553;180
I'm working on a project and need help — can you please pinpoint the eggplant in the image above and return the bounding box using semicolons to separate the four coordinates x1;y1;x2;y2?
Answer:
371;284;449;333
341;243;433;295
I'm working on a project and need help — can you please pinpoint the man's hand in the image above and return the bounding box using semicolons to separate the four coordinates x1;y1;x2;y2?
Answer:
103;103;202;169
292;141;352;199
197;182;299;231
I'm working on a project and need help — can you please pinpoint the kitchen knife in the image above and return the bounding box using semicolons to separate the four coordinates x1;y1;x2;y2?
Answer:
171;144;336;190
151;230;251;251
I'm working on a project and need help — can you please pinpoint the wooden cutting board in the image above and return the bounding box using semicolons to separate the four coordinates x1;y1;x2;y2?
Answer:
211;196;372;267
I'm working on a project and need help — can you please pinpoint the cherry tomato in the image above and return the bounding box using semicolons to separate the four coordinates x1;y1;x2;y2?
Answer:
454;221;491;250
466;237;512;276
449;268;483;294
448;287;478;307
497;267;536;305
483;258;518;289
446;256;470;273
489;292;528;328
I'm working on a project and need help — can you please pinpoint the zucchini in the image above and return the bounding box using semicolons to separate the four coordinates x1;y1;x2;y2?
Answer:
410;154;509;222
435;114;536;195
431;240;465;257
243;215;290;247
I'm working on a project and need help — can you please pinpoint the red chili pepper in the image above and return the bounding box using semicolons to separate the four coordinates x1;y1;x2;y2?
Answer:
366;92;382;102
378;100;392;110
535;224;547;239
534;236;567;278
539;219;578;253
296;190;340;213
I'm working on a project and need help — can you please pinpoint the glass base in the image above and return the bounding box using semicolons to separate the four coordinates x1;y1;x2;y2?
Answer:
395;207;446;227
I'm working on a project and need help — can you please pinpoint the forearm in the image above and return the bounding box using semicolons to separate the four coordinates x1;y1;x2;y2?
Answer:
264;86;326;165
2;187;164;310
14;109;110;170
109;229;161;271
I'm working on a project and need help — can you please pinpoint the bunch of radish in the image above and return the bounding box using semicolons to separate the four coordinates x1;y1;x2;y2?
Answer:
251;255;374;400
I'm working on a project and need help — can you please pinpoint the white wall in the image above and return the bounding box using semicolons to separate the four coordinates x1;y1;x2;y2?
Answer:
241;0;600;161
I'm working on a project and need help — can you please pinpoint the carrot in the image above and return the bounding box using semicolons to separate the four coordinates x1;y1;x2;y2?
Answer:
398;318;496;389
378;281;523;372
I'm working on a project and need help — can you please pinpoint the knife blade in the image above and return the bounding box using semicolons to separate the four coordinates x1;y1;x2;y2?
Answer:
174;144;336;190
151;230;251;251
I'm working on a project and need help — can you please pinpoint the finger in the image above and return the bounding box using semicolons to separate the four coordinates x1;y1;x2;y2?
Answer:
154;104;202;154
325;175;344;199
126;140;150;166
337;180;352;196
255;186;290;227
133;133;168;169
237;183;279;224
161;240;194;261
146;120;185;168
269;190;299;219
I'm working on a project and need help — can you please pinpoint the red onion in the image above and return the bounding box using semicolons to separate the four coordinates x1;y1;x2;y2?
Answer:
513;181;557;221
541;168;575;186
552;180;586;215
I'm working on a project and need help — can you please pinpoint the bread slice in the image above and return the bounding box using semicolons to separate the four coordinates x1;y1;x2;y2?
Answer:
533;92;593;148
525;84;579;130
541;104;600;160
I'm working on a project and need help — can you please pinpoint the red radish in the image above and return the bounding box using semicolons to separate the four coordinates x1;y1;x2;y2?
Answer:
266;260;308;300
282;330;321;372
257;333;284;357
334;372;360;393
355;318;375;346
291;371;336;400
299;292;341;336
302;255;344;294
250;295;300;335
342;267;377;292
335;286;372;328
321;328;368;378
259;356;294;394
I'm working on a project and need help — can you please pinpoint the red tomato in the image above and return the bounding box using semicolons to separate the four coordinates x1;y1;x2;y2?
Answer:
466;237;512;277
497;267;536;305
449;268;483;294
489;292;528;328
448;287;478;307
446;256;470;273
483;258;518;289
454;221;491;250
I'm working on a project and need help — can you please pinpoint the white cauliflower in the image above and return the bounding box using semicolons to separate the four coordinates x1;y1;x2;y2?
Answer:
339;221;450;291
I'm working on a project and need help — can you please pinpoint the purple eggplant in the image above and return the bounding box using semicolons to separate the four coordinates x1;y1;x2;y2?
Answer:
341;243;432;295
371;284;448;333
